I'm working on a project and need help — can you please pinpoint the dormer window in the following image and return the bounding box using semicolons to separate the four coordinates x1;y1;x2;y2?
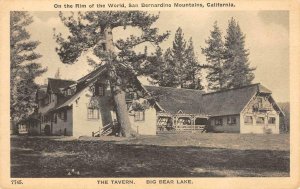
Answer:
98;86;104;96
64;86;76;96
94;85;104;96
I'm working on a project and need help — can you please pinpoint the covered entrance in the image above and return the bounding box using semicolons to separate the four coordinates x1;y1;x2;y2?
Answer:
156;112;208;132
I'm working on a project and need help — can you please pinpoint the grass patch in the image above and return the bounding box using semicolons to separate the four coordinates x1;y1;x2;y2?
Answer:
11;133;289;177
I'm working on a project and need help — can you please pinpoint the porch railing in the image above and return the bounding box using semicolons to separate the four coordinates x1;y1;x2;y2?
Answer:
92;123;112;137
175;125;206;131
158;124;206;131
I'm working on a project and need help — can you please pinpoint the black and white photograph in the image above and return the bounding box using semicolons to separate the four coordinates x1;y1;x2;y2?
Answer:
9;9;291;178
1;1;299;188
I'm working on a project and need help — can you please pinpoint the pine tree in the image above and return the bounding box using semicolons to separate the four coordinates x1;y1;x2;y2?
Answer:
202;21;226;91
144;28;204;90
161;48;179;87
223;18;255;88
54;11;169;137
144;47;178;87
184;38;204;90
10;11;47;123
171;27;187;88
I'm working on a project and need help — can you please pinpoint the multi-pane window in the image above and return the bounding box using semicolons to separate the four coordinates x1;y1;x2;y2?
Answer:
215;118;223;126
244;116;253;124
134;111;145;121
87;108;99;119
227;116;237;125
256;117;265;124
268;117;276;124
98;86;104;96
93;85;104;96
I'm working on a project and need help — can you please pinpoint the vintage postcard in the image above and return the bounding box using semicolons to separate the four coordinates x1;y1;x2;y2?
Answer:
0;0;299;188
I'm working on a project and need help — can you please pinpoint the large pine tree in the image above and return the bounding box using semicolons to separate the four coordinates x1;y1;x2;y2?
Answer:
54;11;169;137
171;27;187;88
202;21;226;91
145;28;204;89
10;11;47;123
223;18;255;88
144;47;178;87
184;37;204;90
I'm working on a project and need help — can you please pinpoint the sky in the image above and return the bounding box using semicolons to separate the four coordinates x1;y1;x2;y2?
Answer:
28;11;289;102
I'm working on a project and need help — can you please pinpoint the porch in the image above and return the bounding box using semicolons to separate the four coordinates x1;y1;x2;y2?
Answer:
156;112;208;132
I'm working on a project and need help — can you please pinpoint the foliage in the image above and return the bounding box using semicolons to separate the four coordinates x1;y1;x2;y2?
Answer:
223;18;255;89
202;21;225;91
10;11;47;122
202;18;255;91
54;11;169;90
184;37;204;90
54;11;169;137
144;27;204;89
278;102;290;133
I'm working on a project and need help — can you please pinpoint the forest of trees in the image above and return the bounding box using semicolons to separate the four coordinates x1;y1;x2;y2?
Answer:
144;27;204;90
144;18;255;92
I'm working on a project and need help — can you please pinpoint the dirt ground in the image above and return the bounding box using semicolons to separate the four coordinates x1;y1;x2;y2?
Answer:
11;133;289;177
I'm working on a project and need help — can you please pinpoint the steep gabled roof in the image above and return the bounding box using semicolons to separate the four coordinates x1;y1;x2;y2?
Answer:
50;65;108;111
201;83;268;116
144;86;206;115
48;78;76;93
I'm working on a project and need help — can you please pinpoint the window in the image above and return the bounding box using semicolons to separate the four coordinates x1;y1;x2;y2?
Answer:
268;117;276;124
59;110;67;121
134;111;145;121
257;97;263;108
244;116;253;124
227;116;237;125
94;85;104;96
54;113;57;123
64;110;67;121
98;86;104;96
215;118;223;126
256;117;265;124
87;108;99;119
60;112;64;120
126;92;136;101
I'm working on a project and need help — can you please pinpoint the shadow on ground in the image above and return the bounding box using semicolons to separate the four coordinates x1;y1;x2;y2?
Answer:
11;136;289;178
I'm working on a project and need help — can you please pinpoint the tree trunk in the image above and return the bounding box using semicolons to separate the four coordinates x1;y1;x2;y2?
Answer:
113;86;137;137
